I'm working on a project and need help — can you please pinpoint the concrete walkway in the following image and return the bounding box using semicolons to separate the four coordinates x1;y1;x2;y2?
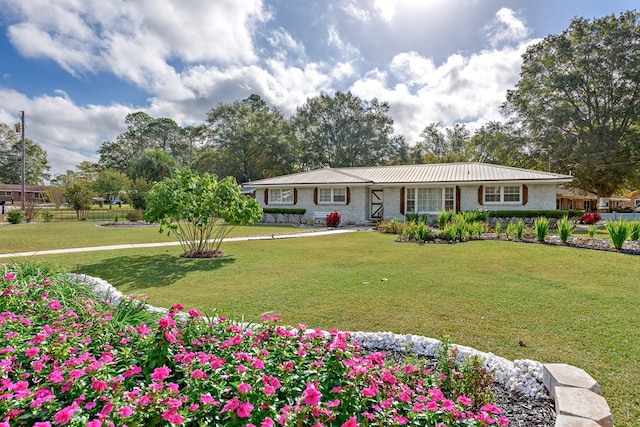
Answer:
0;228;360;259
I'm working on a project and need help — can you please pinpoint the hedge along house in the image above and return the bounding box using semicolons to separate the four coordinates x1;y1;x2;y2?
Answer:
246;163;573;225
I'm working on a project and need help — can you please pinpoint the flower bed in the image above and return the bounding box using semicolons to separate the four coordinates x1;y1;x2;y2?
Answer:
0;270;509;427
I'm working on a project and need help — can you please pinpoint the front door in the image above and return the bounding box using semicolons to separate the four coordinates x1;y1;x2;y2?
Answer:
370;189;383;219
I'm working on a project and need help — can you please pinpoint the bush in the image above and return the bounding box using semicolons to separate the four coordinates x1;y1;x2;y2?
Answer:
606;219;629;249
7;209;24;224
326;211;341;227
557;215;572;243
489;209;582;219
505;221;517;239
40;209;54;222
581;212;602;225
516;219;525;239
126;210;143;222
437;210;454;229
534;217;549;242
494;222;502;237
587;225;598;238
416;222;432;241
629;220;640;241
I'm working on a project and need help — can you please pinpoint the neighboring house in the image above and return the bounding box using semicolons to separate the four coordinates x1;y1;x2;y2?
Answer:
0;183;46;204
246;163;573;225
556;186;633;212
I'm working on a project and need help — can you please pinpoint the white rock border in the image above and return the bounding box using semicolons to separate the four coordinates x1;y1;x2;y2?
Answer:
66;273;547;399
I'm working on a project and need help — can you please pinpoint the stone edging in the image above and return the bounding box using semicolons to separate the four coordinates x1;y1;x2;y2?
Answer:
66;273;614;426
543;364;613;426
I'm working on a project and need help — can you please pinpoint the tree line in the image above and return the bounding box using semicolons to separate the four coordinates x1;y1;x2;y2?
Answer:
1;10;639;203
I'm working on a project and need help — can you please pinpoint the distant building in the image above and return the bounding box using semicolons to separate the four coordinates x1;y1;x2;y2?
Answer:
0;183;46;204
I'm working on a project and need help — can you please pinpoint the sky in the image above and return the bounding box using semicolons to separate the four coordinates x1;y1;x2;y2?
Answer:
0;0;637;178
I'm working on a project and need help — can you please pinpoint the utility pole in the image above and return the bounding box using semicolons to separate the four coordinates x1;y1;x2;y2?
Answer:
19;111;25;209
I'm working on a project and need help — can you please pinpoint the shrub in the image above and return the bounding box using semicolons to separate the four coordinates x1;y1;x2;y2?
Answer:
587;225;597;238
437;209;454;229
494;222;502;237
0;270;508;427
126;210;143;222
436;336;494;411
40;209;54;222
629;220;640;241
557;215;572;243
581;212;602;225
7;209;24;224
534;217;549;242
606;219;629;249
416;222;432;241
23;200;40;223
400;221;418;241
505;221;517;239
326;210;341;227
515;219;525;239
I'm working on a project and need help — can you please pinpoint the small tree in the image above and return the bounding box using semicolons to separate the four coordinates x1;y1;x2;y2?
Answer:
63;181;94;220
143;168;263;258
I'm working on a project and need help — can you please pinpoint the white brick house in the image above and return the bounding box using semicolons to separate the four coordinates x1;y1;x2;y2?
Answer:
245;163;573;225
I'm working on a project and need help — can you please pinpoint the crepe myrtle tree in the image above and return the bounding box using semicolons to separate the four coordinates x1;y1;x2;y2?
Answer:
143;168;263;258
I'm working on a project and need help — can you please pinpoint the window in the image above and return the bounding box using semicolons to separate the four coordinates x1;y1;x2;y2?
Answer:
484;185;521;204
406;187;454;213
269;188;294;204
484;186;500;202
503;186;521;202
319;188;346;204
0;191;11;196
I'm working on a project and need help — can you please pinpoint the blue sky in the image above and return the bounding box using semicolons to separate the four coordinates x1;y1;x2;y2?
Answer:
0;0;637;177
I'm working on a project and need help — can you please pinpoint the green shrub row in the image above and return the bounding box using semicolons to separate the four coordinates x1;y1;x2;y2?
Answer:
488;210;583;219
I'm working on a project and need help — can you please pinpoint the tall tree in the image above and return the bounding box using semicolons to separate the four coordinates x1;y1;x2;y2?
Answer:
294;91;402;168
128;149;176;183
503;11;640;202
413;123;471;163
203;94;298;183
467;121;531;167
0;123;50;184
93;169;130;204
98;112;191;174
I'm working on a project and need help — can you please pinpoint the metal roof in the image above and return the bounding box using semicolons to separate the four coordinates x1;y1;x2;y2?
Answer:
247;163;573;186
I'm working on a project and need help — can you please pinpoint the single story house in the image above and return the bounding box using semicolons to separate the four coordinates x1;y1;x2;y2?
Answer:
556;186;633;212
0;183;46;204
246;163;573;225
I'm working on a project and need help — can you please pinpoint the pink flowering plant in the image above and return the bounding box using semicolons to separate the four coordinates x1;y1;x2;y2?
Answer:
0;265;509;426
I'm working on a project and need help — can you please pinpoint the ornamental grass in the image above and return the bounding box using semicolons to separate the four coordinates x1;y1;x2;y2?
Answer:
0;269;508;427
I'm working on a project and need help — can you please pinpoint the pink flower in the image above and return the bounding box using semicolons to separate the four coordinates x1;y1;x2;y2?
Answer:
25;346;40;358
150;366;171;382
238;382;252;393
54;405;76;425
136;323;151;337
86;420;102;427
457;395;472;406
221;398;240;413
188;309;200;317
190;369;207;380
260;418;275;427
301;382;321;406
158;316;175;329
4;272;16;281
33;423;51;427
237;401;254;418
162;410;184;424
498;416;510;426
47;300;62;310
117;406;133;417
341;416;358;427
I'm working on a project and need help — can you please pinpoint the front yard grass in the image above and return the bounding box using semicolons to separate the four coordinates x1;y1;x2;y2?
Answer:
5;230;640;426
0;221;302;254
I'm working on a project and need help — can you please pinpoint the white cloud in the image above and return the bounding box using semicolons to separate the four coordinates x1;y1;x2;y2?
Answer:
485;8;530;47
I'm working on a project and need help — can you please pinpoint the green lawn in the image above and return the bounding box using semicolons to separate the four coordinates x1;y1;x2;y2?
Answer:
2;225;638;425
0;221;304;254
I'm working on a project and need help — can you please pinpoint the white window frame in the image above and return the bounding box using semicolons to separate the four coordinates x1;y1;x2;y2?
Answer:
405;187;455;214
319;187;346;204
269;188;294;205
484;185;521;204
